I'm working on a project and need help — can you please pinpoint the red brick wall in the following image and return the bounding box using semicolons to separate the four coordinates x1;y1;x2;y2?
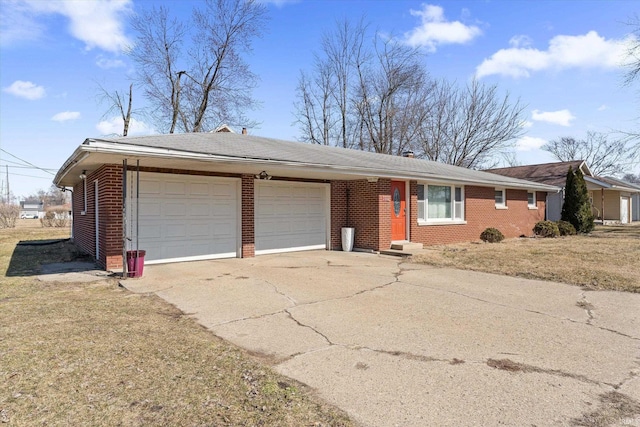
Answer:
71;164;124;270
409;182;546;245
333;179;392;251
330;181;347;250
241;174;255;257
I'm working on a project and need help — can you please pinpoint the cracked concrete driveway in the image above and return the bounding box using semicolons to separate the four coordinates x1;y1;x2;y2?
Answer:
122;251;640;427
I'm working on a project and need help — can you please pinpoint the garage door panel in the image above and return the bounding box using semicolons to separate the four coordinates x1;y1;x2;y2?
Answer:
130;173;238;263
190;182;210;196
255;182;328;254
140;180;161;195
164;202;187;216
165;181;187;195
190;203;212;216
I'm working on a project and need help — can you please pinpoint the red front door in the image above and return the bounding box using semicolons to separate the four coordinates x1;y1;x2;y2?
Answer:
390;181;406;241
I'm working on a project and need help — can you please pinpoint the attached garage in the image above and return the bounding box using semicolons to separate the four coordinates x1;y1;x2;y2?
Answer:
128;172;240;264
254;181;330;255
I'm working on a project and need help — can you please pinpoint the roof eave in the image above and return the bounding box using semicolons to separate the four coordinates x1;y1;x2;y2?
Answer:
56;140;559;192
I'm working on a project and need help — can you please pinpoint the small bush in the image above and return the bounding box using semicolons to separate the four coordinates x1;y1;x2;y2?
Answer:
533;220;559;238
480;227;504;243
557;220;576;236
0;203;19;228
40;209;69;228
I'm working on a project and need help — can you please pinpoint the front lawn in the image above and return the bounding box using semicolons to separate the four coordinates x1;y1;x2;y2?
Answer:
0;224;352;426
412;223;640;293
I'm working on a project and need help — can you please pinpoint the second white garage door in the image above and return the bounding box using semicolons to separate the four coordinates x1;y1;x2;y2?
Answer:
255;181;329;255
130;172;239;264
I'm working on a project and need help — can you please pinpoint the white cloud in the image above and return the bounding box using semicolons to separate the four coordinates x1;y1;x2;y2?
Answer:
96;56;125;69
476;31;632;78
2;0;132;53
96;116;153;136
509;35;532;48
3;80;46;100
516;136;547;152
404;4;482;51
51;111;80;122
597;104;609;111
532;109;575;126
521;120;534;129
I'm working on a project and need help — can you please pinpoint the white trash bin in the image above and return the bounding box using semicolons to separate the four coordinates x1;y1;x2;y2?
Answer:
341;227;355;252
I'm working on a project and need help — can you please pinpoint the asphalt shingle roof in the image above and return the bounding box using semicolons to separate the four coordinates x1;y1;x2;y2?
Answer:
85;132;558;191
487;160;586;187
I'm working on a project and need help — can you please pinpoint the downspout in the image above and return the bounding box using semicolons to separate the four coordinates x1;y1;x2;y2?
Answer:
601;188;605;222
122;159;128;277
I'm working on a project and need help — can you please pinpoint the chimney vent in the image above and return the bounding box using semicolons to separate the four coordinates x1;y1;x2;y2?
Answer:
402;150;414;158
242;127;247;135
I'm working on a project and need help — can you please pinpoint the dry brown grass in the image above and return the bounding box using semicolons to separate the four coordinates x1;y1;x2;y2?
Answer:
0;224;353;426
412;223;640;293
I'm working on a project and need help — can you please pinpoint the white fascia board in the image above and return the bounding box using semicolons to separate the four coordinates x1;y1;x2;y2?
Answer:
584;176;611;189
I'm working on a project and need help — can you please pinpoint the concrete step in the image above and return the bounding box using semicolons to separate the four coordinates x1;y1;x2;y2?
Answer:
389;241;424;251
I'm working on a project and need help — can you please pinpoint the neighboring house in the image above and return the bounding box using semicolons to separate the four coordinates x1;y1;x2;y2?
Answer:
592;176;640;223
19;201;44;218
488;161;640;224
54;133;556;270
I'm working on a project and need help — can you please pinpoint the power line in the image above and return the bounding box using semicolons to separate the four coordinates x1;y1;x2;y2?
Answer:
5;172;53;180
0;164;57;171
0;148;55;176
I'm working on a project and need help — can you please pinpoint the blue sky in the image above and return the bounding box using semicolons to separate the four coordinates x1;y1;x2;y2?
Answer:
1;0;639;199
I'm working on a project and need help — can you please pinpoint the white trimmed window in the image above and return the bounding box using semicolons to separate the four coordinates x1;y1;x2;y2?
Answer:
417;183;464;223
495;188;506;208
527;191;536;208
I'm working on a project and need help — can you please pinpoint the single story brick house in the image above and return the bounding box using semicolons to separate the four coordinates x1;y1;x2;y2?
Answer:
54;132;557;270
488;161;639;224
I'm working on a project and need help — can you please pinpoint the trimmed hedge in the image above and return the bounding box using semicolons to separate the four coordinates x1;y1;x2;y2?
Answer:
557;220;577;236
533;220;559;238
480;227;505;243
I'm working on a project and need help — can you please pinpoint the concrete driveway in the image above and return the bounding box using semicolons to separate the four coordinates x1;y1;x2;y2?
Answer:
122;251;640;427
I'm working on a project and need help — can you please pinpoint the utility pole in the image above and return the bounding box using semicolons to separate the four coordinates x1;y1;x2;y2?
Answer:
5;165;9;204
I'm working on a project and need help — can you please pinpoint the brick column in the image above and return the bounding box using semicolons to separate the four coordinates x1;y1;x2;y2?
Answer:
241;174;255;257
330;181;348;250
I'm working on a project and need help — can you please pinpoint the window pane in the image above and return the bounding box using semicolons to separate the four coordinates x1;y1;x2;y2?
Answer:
495;190;503;204
428;185;451;219
455;187;462;202
454;201;462;219
418;184;425;201
527;192;535;205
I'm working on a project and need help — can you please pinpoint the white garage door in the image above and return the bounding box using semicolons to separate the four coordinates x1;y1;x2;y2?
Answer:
255;181;329;255
129;172;239;264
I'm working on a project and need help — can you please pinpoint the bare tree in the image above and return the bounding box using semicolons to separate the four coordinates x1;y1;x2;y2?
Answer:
354;35;433;155
294;19;368;148
623;14;640;87
129;0;267;133
623;172;640;184
542;131;639;176
418;78;525;169
294;19;432;155
295;18;524;166
97;83;134;136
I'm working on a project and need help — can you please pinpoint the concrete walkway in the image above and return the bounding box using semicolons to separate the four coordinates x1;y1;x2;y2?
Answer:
122;251;640;427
